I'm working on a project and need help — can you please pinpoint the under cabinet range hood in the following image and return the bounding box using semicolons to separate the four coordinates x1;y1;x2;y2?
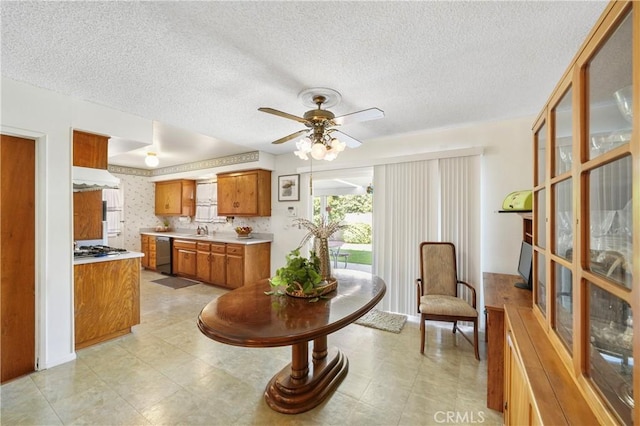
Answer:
73;166;120;192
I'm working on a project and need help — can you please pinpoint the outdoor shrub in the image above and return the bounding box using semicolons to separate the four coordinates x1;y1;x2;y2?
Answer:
343;223;371;244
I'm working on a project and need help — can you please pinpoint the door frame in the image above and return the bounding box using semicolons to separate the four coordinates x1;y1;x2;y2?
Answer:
2;125;48;371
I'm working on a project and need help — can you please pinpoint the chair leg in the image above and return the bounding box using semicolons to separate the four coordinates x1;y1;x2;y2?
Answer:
473;319;480;361
420;315;425;354
452;321;457;333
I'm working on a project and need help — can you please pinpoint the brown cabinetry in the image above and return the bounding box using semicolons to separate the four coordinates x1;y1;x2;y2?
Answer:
73;130;109;241
74;258;141;349
209;244;227;287
173;240;197;277
504;326;539;425
140;234;156;270
72;130;109;169
483;273;531;412
196;242;212;283
180;239;270;289
529;1;638;424
217;169;271;216
155;180;195;216
503;306;596;425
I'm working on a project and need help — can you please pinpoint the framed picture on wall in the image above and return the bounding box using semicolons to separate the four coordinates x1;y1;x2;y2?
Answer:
278;174;300;201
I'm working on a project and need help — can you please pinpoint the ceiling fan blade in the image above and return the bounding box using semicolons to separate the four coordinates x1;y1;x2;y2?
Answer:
271;129;309;145
258;107;308;124
332;107;384;126
331;130;362;148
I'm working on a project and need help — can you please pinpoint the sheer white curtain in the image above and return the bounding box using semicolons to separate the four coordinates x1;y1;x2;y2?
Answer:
373;155;481;316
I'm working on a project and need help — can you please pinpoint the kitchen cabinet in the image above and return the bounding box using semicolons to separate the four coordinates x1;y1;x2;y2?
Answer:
209;244;227;287
190;241;270;289
173;240;197;278
73;130;108;241
74;257;141;349
140;234;156;270
225;244;245;288
196;242;212;283
73;190;103;241
72;130;108;169
155;180;195;216
530;1;638;423
217;169;271;217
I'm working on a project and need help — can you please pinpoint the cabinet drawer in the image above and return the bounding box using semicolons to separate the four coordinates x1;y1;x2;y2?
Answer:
211;244;226;254
226;244;244;256
196;242;211;251
173;240;196;250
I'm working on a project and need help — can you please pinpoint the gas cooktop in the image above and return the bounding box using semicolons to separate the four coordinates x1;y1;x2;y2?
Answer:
74;245;128;258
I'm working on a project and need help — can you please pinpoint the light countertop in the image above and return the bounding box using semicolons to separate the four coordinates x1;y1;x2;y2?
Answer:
140;231;273;245
74;251;144;266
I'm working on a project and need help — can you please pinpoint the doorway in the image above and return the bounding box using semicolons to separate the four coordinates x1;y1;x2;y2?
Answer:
1;134;36;383
312;167;373;272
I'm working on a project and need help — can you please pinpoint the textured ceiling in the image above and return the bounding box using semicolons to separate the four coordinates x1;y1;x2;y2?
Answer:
1;1;608;169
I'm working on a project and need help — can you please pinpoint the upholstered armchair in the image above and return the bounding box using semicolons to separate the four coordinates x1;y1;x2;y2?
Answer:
415;242;479;360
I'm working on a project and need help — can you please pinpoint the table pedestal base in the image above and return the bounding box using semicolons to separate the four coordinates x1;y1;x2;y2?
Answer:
264;345;348;414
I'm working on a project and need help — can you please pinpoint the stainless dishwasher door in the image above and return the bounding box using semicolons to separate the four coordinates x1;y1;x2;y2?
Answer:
155;237;172;275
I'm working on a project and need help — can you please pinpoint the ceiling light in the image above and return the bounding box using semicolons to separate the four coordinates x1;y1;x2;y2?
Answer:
145;152;159;167
311;142;327;160
296;129;346;162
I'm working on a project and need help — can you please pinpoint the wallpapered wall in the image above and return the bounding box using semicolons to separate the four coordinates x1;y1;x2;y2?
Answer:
112;172;271;252
112;173;155;251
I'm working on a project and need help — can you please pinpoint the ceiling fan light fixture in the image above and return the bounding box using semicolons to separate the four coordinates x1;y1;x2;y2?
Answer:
145;152;159;167
331;138;346;152
260;87;384;162
324;149;338;161
311;142;327;160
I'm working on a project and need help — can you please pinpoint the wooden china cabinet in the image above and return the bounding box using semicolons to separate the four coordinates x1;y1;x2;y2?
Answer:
505;2;638;424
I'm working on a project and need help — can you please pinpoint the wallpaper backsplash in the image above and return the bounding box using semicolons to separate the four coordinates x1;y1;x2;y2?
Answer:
112;172;271;252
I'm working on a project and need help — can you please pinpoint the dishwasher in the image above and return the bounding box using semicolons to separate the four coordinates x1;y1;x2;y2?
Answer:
155;237;172;275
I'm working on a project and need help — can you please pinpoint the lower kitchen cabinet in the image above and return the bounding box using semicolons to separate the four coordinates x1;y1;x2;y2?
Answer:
209;244;227;286
140;234;156;270
173;240;197;278
74;257;141;350
190;241;270;289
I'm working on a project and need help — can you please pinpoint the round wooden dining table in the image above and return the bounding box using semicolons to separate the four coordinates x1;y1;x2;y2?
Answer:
197;269;386;414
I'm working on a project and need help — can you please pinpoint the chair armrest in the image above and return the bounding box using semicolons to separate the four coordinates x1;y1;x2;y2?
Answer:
416;278;423;313
457;280;477;309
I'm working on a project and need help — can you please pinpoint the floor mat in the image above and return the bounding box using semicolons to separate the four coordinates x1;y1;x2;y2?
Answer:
151;277;200;289
355;309;407;333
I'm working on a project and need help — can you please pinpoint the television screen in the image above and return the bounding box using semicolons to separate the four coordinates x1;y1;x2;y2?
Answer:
515;240;533;290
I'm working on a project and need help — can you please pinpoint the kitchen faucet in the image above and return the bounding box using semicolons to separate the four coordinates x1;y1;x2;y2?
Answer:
197;225;209;235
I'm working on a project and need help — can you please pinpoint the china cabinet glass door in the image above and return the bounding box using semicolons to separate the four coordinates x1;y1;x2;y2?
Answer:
583;7;634;424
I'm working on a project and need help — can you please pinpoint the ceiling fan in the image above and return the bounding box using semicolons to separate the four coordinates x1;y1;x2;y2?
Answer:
258;88;384;160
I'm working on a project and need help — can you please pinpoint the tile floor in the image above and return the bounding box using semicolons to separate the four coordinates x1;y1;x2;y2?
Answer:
1;269;503;425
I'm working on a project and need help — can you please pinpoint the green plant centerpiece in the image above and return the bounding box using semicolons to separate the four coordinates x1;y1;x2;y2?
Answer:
268;217;348;300
268;248;329;300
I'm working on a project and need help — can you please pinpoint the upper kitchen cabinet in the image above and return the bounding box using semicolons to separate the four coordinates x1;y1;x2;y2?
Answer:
217;169;271;217
155;179;195;216
72;130;109;169
73;130;109;240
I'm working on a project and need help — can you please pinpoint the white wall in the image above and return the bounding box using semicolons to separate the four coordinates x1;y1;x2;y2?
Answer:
1;77;152;369
270;117;534;278
1;76;533;369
